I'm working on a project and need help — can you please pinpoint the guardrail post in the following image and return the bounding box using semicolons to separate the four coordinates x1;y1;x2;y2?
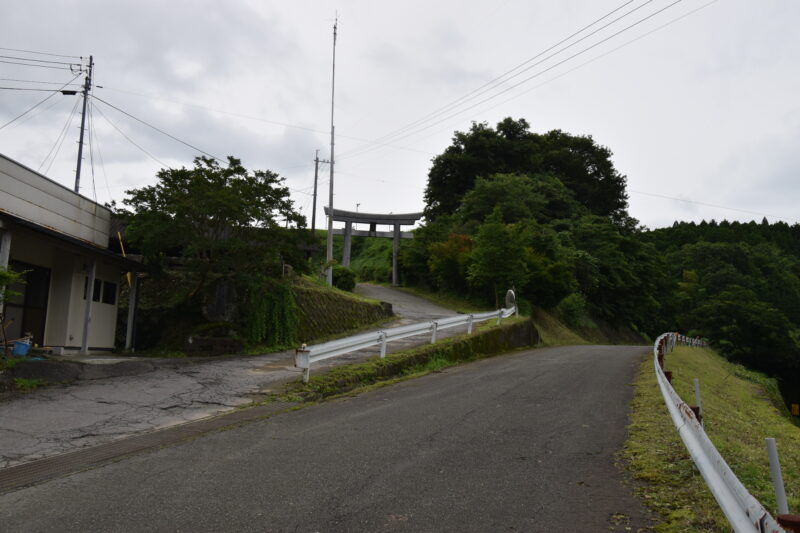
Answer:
431;321;438;343
467;314;474;334
295;347;311;383
766;438;790;516
693;378;703;427
496;309;502;326
379;332;387;358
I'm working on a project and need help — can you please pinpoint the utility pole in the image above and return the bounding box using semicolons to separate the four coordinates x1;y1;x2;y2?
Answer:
74;55;93;194
325;17;338;285
311;150;330;234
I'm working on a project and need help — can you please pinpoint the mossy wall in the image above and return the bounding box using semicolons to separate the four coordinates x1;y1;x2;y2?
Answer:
293;283;392;343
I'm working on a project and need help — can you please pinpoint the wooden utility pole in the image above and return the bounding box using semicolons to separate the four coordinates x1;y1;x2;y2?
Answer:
312;150;330;234
313;150;320;233
74;55;93;193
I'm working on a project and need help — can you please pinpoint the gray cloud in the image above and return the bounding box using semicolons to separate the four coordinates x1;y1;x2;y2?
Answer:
2;0;800;229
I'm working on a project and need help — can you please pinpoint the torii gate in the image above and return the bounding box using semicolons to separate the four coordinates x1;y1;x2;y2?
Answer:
324;207;423;286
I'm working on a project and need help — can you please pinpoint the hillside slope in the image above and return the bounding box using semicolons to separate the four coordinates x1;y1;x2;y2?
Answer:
625;346;800;532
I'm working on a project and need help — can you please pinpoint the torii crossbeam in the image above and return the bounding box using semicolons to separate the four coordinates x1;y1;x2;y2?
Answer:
324;207;423;286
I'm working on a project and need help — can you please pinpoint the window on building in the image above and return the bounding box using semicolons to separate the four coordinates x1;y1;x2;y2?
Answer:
102;280;117;305
83;277;102;302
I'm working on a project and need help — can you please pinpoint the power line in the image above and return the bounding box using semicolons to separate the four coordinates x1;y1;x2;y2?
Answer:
11;90;67;129
87;96;98;201
0;77;82;86
90;96;321;194
0;73;82;130
365;0;644;148
98;85;328;135
340;0;685;161
96;85;436;156
89;100;113;201
0;59;76;70
91;94;224;162
372;0;721;159
472;0;722;119
39;95;81;175
0;86;75;91
0;54;83;66
91;101;171;169
0;46;82;59
629;189;799;225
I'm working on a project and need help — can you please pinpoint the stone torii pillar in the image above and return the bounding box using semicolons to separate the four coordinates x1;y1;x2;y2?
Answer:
324;207;422;286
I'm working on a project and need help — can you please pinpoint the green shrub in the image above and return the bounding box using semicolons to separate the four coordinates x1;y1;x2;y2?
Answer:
516;295;532;317
240;278;298;346
557;292;586;327
332;265;356;291
350;238;393;282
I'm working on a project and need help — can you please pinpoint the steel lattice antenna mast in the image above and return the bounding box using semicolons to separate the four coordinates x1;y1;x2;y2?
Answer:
325;17;338;285
74;55;93;194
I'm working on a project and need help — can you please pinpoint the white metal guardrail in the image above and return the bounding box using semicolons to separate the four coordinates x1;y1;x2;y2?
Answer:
295;301;517;383
654;332;788;533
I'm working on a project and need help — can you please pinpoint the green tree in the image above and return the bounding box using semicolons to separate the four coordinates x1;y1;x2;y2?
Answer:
122;156;305;299
0;267;24;301
689;287;800;375
428;233;473;293
467;208;529;307
538;129;629;225
424;118;631;225
0;266;25;355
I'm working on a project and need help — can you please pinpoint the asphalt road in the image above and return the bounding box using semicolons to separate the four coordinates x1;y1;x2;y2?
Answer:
354;284;458;322
0;283;456;468
0;344;655;532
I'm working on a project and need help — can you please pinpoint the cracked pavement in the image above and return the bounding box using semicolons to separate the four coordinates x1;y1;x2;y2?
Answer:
0;284;459;468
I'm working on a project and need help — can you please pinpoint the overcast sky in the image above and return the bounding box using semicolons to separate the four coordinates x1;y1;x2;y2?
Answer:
2;0;798;230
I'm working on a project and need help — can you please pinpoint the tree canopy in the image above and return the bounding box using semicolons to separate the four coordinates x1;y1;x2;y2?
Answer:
424;118;631;226
122;156;305;297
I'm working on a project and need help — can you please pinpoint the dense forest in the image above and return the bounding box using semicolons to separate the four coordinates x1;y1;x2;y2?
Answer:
351;118;800;406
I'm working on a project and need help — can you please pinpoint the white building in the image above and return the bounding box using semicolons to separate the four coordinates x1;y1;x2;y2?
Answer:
0;153;141;355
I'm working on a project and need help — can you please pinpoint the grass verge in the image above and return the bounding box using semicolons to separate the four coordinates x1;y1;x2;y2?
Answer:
625;346;800;532
530;307;590;346
13;377;46;392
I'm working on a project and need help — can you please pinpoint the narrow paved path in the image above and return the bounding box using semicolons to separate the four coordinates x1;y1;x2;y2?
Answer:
355;283;458;322
0;345;654;532
0;284;456;468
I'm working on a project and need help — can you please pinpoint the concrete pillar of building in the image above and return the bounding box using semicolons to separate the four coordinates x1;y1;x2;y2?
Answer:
80;260;96;355
125;273;138;351
0;221;12;315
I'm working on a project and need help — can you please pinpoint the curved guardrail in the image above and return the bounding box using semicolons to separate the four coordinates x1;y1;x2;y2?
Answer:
654;332;786;533
295;305;517;382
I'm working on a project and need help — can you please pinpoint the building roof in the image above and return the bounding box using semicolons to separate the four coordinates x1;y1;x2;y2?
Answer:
0;153;143;271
